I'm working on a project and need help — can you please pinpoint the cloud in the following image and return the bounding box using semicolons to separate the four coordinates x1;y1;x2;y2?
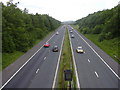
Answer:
1;0;119;21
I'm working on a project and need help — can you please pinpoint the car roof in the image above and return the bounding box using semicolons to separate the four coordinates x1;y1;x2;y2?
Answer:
45;42;49;44
78;46;82;48
54;45;58;47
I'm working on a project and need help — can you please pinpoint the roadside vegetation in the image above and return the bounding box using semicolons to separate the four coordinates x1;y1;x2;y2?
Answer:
2;31;54;69
2;1;61;69
85;34;119;64
57;27;76;88
73;5;120;64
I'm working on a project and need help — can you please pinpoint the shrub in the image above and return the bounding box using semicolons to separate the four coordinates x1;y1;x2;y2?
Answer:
105;32;113;40
92;25;103;34
98;33;105;42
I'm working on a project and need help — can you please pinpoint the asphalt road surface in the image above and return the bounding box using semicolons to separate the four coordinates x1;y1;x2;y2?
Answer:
68;25;120;88
2;25;120;89
2;25;66;88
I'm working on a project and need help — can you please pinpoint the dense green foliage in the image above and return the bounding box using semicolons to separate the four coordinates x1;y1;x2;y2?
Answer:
2;1;61;53
76;5;120;42
75;5;120;62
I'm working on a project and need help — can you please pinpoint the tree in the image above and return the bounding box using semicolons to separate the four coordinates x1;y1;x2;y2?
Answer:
2;31;15;53
2;2;61;53
92;25;103;34
76;5;119;41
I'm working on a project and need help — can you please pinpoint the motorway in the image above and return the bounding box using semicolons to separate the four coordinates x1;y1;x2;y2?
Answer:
2;25;65;88
68;25;119;88
1;25;120;88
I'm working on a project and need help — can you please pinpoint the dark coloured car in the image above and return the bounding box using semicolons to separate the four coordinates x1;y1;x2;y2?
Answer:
52;45;59;52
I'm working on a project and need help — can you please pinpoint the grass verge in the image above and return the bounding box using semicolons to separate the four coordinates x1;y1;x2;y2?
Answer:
84;34;120;64
57;27;76;88
2;51;24;69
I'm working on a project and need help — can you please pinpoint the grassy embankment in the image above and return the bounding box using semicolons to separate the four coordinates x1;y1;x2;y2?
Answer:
2;30;56;70
57;27;76;88
72;25;120;64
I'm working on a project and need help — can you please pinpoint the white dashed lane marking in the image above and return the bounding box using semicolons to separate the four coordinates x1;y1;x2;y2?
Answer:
44;57;46;60
36;69;39;73
95;71;99;78
88;59;90;63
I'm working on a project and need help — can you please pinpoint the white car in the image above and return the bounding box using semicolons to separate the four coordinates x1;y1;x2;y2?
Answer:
56;32;59;35
71;34;74;38
76;46;84;53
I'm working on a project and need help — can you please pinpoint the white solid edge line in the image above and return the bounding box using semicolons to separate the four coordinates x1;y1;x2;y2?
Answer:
74;30;120;80
68;27;80;89
1;30;56;89
52;28;65;88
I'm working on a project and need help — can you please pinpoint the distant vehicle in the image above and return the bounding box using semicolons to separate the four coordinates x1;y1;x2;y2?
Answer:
70;31;73;33
71;34;74;38
56;32;59;35
76;46;84;53
52;45;59;52
44;42;50;47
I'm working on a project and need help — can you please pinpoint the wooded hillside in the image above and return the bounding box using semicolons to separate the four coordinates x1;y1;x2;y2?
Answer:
76;5;120;42
2;1;61;53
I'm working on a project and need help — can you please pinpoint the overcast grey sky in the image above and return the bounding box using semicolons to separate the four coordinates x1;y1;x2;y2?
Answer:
1;0;119;22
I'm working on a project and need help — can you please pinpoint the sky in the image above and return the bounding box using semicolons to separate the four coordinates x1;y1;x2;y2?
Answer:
1;0;119;22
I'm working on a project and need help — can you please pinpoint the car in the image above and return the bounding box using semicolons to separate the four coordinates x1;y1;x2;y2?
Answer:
44;42;50;47
52;45;59;52
56;32;59;35
71;34;74;38
70;31;73;33
76;46;84;53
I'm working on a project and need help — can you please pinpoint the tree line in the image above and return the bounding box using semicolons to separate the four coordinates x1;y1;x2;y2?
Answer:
2;1;61;53
76;5;120;42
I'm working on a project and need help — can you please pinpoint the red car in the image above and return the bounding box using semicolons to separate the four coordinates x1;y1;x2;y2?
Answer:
44;42;50;47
